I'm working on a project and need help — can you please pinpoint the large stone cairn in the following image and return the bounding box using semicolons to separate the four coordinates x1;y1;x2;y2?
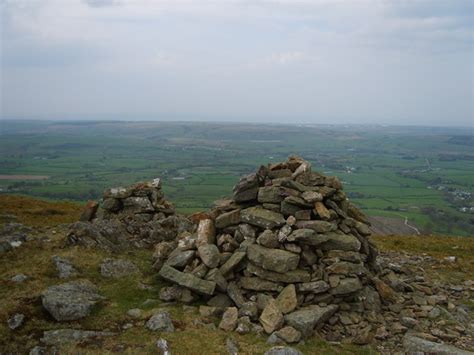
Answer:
67;178;194;251
154;156;382;340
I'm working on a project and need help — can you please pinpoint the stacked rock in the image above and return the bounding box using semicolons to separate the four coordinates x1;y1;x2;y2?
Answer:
155;156;382;341
68;178;194;251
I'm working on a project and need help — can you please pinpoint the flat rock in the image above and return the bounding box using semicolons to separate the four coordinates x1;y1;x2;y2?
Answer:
286;229;327;246
284;304;338;338
247;244;299;273
295;220;337;233
165;249;196;269
41;329;115;345
247;262;311;283
325;261;366;276
216;210;241;229
297;281;330;294
320;232;361;252
240;276;282;292
258;186;286;204
241;207;285;229
100;258;139;278
403;334;473;355
330;277;362;295
41;280;103;321
219;251;246;276
158;265;216;296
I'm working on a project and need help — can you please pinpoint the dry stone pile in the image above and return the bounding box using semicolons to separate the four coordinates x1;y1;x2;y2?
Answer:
154;156;384;342
67;178;194;251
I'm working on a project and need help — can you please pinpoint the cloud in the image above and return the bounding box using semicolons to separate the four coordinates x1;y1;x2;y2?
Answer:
82;0;121;7
0;0;472;125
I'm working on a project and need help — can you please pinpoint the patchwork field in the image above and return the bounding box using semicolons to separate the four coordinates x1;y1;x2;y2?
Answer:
0;120;473;236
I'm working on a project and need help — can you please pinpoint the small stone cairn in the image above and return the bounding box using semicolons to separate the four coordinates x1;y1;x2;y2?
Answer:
67;178;194;250
154;156;383;340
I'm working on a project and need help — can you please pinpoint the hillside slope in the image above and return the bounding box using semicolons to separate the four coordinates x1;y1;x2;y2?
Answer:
0;195;473;354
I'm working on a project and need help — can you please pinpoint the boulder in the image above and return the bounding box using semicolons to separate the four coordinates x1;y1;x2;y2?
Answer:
41;280;104;321
198;244;220;268
146;310;175;332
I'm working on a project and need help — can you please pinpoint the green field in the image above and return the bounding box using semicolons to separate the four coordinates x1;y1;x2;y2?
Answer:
0;120;473;236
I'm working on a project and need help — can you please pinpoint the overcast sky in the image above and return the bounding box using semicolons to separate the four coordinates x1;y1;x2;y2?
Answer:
1;0;473;126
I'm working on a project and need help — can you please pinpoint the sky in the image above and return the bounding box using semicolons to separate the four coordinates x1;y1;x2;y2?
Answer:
0;0;473;126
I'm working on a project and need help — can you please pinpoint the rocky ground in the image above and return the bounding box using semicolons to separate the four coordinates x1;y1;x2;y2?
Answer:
1;154;474;355
0;196;473;354
0;220;474;354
